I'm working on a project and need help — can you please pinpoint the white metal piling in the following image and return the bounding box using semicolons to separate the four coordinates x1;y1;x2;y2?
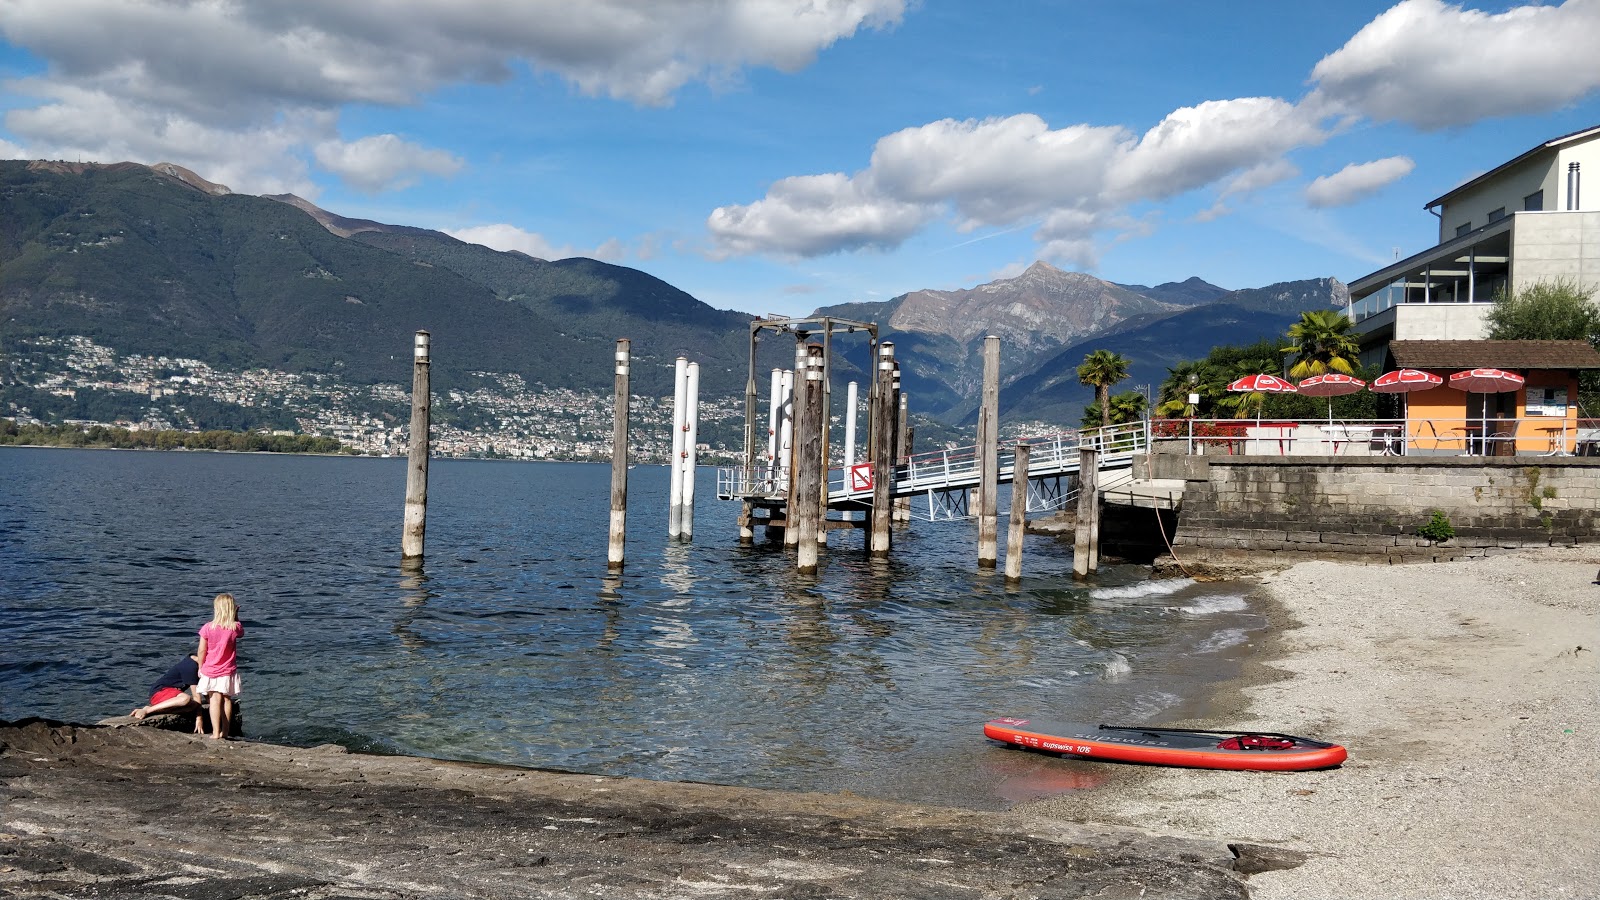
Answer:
680;361;700;541
668;356;688;539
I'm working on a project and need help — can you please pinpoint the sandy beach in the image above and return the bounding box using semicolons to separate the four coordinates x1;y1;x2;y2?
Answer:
1024;546;1600;899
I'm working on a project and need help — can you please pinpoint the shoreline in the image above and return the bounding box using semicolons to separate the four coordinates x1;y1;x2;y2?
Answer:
1018;545;1600;898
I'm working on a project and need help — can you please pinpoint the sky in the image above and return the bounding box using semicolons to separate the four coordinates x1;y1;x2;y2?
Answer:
1;0;1599;319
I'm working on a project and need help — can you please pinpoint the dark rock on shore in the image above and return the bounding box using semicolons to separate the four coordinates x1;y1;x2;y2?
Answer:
0;719;1256;898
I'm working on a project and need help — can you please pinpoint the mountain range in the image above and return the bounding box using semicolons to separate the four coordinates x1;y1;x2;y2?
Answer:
0;159;1344;430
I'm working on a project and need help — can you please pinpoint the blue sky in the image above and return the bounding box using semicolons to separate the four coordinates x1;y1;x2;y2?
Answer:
2;1;1598;318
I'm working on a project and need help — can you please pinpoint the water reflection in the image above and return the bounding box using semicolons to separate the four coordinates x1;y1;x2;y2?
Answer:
393;565;435;651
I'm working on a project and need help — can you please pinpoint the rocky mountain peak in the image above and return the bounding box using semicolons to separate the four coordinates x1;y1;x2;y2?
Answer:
888;261;1182;352
149;163;231;196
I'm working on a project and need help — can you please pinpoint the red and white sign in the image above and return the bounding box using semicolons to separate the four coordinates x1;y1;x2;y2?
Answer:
849;463;873;492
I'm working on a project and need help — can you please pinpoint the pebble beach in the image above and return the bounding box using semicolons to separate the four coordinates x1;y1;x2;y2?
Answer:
1023;546;1600;899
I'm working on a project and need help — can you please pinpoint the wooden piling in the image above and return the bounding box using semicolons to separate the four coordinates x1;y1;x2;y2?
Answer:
869;341;896;555
893;389;911;523
1073;443;1100;578
977;335;1000;568
784;339;806;548
608;339;630;571
795;345;825;572
401;330;431;562
1005;442;1030;582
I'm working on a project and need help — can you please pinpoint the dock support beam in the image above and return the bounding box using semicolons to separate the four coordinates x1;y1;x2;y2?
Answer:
1005;442;1030;582
402;330;431;562
608;339;631;571
795;344;825;573
870;342;896;555
977;335;1000;568
893;389;911;523
1073;443;1100;578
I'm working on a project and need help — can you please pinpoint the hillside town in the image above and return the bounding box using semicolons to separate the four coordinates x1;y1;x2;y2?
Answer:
2;335;746;461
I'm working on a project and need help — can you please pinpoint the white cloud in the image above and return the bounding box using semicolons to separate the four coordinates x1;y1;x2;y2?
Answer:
1220;158;1300;199
447;223;628;262
1305;156;1415;208
314;135;462;193
708;101;1324;262
0;0;906;190
1104;98;1322;202
1309;0;1600;129
706;172;937;258
0;137;26;158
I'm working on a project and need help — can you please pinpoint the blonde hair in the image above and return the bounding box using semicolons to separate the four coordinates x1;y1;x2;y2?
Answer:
211;592;239;630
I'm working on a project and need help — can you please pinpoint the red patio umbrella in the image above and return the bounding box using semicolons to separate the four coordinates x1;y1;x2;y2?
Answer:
1371;368;1445;430
1448;368;1525;453
1227;373;1296;393
1296;373;1366;421
1227;373;1297;425
1371;369;1444;392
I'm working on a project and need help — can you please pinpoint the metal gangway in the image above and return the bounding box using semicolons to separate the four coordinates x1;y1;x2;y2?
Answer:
717;420;1150;522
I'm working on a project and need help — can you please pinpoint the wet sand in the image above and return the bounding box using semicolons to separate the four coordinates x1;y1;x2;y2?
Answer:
1023;546;1600;899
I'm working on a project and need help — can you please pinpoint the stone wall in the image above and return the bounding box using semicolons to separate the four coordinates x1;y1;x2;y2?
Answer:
1162;455;1600;565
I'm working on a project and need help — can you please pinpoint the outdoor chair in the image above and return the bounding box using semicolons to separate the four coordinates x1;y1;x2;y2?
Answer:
1485;419;1519;457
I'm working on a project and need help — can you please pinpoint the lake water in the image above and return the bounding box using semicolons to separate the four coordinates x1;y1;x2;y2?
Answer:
0;447;1266;809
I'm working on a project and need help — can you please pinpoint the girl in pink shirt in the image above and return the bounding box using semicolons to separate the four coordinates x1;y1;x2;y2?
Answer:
195;592;243;740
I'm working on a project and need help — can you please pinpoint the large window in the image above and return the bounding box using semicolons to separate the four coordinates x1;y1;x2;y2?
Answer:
1524;190;1544;211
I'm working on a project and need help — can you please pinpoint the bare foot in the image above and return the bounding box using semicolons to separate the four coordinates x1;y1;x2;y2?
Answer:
131;707;147;720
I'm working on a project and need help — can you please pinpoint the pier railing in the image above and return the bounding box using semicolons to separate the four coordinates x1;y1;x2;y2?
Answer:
1150;417;1600;458
715;420;1150;517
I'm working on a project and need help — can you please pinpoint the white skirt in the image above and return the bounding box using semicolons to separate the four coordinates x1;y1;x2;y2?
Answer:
197;673;241;699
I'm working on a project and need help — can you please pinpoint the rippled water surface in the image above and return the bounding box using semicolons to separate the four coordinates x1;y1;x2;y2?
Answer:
0;447;1266;809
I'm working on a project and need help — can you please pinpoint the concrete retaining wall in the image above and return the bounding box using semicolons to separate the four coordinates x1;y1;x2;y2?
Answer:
1159;455;1600;565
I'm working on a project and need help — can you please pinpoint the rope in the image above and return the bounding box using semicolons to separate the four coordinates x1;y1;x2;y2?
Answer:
1149;460;1192;578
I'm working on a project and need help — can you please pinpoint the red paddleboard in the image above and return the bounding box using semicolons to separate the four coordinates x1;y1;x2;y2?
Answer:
984;718;1347;771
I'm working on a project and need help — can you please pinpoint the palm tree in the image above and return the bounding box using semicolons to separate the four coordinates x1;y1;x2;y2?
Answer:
1283;310;1359;379
1077;349;1131;428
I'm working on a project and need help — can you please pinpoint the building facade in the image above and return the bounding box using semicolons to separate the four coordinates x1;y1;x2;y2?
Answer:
1348;125;1600;368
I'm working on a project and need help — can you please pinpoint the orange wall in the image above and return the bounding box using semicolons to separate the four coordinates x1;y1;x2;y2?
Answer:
1403;369;1580;452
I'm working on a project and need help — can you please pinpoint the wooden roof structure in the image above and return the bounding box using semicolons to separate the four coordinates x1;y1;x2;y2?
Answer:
1387;340;1600;370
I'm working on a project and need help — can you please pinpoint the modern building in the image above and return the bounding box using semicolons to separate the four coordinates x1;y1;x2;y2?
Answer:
1348;124;1600;369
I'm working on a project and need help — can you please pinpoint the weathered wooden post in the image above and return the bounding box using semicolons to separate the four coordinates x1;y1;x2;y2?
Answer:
1005;442;1030;582
870;341;896;555
795;345;825;573
681;361;700;541
668;356;688;539
608;339;630;571
401;330;430;562
1074;439;1100;578
893;389;912;523
784;338;807;548
977;335;1001;568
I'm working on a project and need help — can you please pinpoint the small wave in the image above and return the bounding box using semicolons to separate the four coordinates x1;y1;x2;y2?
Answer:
1098;652;1132;682
1089;578;1195;601
1120;690;1182;721
1195;628;1251;653
1177;595;1249;616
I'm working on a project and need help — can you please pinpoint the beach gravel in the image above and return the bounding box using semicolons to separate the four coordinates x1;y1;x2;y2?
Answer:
1021;546;1600;899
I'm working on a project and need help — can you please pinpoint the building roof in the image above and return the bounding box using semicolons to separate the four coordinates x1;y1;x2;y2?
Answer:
1388;340;1600;370
1425;123;1600;210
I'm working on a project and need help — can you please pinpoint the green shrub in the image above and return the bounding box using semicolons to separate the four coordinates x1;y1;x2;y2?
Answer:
1417;510;1455;543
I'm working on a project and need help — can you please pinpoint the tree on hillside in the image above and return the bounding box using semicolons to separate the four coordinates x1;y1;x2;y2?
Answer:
1486;279;1600;343
1077;349;1131;428
1283;309;1359;378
